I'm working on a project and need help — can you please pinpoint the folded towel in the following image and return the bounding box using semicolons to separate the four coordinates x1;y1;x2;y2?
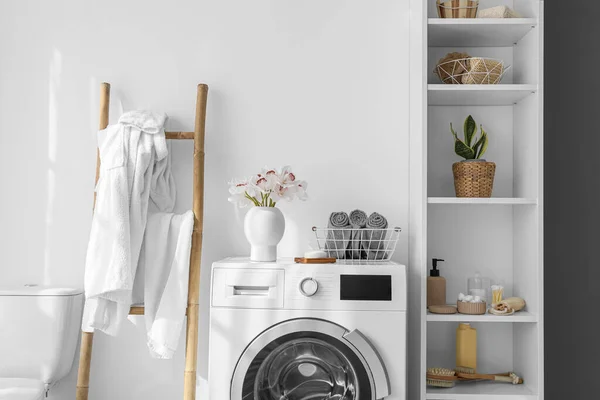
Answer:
326;212;351;259
362;212;389;260
477;6;522;18
134;211;194;359
347;209;367;259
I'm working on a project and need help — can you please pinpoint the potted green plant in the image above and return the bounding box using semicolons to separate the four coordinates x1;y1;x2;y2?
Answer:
450;115;496;197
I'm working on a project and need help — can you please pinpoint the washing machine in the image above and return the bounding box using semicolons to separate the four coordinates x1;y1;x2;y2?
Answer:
208;257;406;400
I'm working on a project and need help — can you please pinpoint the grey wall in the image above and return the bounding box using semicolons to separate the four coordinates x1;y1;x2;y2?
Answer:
545;1;600;398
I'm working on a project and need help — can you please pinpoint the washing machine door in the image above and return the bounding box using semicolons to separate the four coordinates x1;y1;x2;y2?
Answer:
230;318;390;400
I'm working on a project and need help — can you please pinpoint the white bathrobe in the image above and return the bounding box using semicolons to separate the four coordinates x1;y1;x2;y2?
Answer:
82;111;192;358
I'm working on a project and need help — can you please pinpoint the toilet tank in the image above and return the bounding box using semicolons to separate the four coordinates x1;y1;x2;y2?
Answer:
0;285;84;385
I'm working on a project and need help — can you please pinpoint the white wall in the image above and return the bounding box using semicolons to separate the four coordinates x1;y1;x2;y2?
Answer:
0;1;410;398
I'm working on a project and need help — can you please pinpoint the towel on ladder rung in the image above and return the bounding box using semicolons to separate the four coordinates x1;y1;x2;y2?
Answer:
132;210;193;359
83;110;194;359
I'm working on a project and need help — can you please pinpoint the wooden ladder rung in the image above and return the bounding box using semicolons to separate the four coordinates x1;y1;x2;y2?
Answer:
129;306;145;315
165;131;194;140
129;305;188;316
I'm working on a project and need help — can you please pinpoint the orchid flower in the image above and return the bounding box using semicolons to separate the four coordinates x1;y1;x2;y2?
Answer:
228;166;308;208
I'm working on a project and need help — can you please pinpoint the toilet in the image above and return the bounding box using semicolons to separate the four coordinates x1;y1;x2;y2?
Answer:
0;285;84;399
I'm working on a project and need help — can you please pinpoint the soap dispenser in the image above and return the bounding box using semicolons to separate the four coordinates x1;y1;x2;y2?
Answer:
427;258;446;307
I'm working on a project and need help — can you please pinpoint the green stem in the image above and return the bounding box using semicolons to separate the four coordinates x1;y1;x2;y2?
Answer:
245;192;261;207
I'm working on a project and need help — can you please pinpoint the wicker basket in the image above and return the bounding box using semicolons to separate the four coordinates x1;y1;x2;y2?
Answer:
435;57;508;85
453;161;496;198
437;0;479;18
462;58;505;84
457;301;487;315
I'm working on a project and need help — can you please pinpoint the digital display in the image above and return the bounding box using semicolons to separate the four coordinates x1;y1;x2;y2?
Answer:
340;275;392;301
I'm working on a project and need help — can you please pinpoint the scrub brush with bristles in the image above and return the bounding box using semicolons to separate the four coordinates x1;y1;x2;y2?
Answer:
455;366;476;374
426;367;457;388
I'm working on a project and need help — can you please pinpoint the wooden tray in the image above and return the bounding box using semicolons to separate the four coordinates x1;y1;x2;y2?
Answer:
294;257;337;264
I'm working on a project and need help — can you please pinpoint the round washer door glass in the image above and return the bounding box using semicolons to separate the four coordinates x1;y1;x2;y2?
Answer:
232;319;389;400
252;335;366;399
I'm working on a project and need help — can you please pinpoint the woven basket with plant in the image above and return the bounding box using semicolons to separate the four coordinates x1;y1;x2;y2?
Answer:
451;115;496;198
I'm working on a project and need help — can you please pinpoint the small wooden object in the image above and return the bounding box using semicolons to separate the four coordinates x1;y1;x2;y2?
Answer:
457;300;487;315
76;83;209;400
457;372;524;384
294;257;337;264
429;305;457;314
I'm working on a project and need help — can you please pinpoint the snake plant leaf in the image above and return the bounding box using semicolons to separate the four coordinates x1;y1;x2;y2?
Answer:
455;138;475;160
472;139;482;159
464;115;477;147
450;123;459;140
477;127;488;159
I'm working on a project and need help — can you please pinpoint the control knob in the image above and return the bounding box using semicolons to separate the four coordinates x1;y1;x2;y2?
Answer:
299;277;319;297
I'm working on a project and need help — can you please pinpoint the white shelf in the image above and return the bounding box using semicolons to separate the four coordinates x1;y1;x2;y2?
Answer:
428;198;538;205
428;19;538;47
427;311;538;323
426;381;537;399
428;85;537;106
414;3;543;400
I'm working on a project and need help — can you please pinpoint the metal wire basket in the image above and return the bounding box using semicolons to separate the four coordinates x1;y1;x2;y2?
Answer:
434;57;510;85
312;226;402;262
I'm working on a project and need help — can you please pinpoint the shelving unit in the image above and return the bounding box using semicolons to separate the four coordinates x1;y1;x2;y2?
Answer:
409;1;544;400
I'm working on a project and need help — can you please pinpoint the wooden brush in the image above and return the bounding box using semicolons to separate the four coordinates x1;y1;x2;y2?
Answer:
426;368;458;388
457;372;524;385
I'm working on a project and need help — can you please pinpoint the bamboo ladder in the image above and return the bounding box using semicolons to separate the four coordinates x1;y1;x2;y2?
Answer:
76;82;208;400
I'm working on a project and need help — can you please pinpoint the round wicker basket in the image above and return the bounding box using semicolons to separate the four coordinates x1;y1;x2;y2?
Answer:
452;161;496;198
435;57;507;85
461;58;505;84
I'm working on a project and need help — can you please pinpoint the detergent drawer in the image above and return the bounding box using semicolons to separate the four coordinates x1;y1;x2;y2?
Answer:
211;268;284;309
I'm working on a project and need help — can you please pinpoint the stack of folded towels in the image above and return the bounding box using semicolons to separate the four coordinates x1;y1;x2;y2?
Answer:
325;210;389;260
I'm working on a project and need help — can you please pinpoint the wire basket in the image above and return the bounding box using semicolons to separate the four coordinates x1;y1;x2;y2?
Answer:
435;57;510;85
437;0;479;18
312;226;401;262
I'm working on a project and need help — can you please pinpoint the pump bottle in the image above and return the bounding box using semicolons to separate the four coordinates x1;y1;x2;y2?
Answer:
427;258;446;307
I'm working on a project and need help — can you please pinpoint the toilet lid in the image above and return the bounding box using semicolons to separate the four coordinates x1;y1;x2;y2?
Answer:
0;378;44;400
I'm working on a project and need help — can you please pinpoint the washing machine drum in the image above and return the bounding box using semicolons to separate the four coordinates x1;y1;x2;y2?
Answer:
231;319;390;400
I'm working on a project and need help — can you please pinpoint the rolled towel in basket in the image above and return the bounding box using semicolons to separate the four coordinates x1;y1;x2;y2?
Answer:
361;212;388;260
347;209;367;259
325;212;351;259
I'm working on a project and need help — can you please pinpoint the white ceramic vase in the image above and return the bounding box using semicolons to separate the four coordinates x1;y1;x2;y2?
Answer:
244;206;285;262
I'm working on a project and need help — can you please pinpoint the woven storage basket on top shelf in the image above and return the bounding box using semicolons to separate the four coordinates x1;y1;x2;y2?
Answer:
453;161;496;198
437;0;479;18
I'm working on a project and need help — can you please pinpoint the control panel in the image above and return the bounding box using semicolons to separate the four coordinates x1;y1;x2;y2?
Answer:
211;258;407;311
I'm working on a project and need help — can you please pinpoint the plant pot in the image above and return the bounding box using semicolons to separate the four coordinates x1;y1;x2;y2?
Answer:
452;160;496;198
244;207;285;262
